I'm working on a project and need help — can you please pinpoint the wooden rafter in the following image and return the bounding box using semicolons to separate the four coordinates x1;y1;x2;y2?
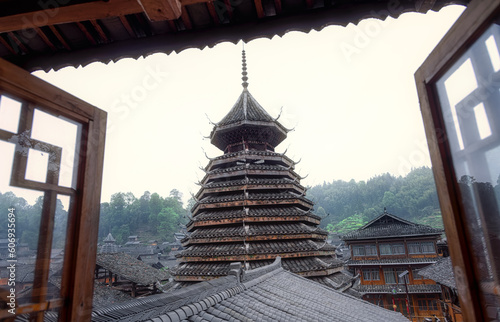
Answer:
206;2;220;25
167;20;178;32
180;8;193;30
76;22;97;45
223;0;234;19
34;27;57;51
0;35;16;55
90;20;109;43
137;0;182;21
274;0;282;14
48;25;71;51
254;0;265;18
119;16;136;38
7;32;28;54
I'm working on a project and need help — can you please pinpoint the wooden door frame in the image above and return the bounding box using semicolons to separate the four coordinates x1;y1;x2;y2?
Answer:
415;1;500;321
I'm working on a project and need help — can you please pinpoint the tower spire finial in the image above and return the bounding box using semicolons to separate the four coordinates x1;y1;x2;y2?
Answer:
242;43;248;89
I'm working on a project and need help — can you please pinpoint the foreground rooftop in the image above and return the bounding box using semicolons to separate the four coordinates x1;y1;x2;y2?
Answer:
85;258;408;321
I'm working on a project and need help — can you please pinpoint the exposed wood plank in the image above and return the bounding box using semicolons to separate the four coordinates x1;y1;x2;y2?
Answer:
0;0;144;34
34;27;57;51
7;32;28;54
254;0;265;18
119;16;136;38
76;22;97;45
206;2;220;25
90;19;109;43
180;8;193;30
48;25;71;51
138;0;182;21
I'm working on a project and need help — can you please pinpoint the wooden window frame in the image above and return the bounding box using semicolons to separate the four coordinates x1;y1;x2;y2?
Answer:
415;1;500;320
0;58;106;321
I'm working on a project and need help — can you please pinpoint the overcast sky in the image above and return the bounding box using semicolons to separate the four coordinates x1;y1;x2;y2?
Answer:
1;5;465;205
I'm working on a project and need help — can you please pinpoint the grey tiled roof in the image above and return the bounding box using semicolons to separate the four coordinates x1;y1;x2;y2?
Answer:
418;257;456;289
92;258;408;322
198;191;313;206
172;256;343;277
355;283;442;294
217;89;275;126
179;240;335;257
191;206;320;222
201;177;302;189
187;223;327;240
342;212;443;240
96;253;169;286
347;257;439;266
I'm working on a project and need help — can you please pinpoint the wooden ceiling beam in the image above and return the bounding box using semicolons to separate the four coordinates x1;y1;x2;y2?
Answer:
0;0;143;34
0;0;213;34
137;0;182;21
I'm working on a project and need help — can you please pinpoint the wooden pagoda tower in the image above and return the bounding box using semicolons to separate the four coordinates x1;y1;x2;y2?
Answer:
171;50;342;283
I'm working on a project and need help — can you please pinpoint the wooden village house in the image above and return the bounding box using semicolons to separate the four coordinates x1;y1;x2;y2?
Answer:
342;210;445;321
419;257;463;322
94;252;169;297
1;0;499;321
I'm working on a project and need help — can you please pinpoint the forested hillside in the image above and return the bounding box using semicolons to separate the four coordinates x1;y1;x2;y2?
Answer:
98;189;191;244
307;167;443;233
0;167;451;246
0;192;68;249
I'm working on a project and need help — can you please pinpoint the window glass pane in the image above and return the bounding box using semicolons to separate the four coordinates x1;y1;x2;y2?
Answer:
392;244;405;255
408;242;420;254
353;245;365;256
365;244;377;256
384;268;396;284
380;244;391;255
31;109;81;189
0;95;22;133
485;35;500;72
421;242;435;254
435;21;500;318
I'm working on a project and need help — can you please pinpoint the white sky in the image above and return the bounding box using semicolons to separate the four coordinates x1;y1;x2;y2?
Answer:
1;5;465;205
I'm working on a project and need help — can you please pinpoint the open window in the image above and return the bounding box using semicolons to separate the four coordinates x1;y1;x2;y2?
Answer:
416;1;500;320
0;59;106;320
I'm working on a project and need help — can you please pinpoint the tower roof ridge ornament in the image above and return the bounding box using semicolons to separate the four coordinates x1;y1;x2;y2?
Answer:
242;45;249;89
